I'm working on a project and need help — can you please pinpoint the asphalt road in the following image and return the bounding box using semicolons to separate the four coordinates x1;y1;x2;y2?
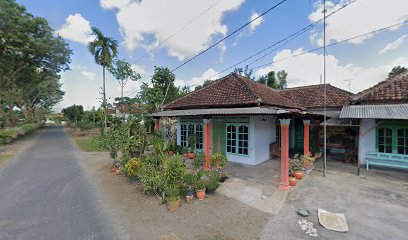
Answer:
0;126;116;240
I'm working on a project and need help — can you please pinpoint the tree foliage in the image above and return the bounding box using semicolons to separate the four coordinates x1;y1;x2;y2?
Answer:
62;105;84;125
108;59;140;98
257;70;288;89
0;0;72;126
388;66;407;78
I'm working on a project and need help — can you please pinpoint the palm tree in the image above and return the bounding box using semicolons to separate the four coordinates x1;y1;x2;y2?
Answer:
88;27;118;133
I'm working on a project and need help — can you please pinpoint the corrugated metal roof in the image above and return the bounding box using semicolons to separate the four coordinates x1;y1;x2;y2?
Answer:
307;110;341;118
150;107;297;117
321;117;359;126
340;104;408;119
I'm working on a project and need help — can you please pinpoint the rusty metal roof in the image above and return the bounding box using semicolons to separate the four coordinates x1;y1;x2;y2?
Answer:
340;104;408;119
150;107;299;117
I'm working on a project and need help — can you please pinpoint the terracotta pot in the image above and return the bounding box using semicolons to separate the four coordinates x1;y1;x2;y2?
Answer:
111;167;118;173
289;177;297;186
166;199;180;212
196;189;206;200
168;151;174;156
188;153;196;159
294;171;304;179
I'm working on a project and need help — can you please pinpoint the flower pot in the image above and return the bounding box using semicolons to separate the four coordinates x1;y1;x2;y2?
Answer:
196;189;206;200
188;153;195;159
166;199;180;212
289;177;297;186
219;176;229;182
185;191;194;203
294;171;304;179
206;189;216;195
111;167;118;173
168;151;174;156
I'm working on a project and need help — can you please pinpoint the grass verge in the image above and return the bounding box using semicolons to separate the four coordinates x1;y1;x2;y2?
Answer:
75;136;106;152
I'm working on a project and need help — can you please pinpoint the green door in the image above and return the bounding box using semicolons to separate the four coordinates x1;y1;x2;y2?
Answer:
212;122;226;155
295;119;304;153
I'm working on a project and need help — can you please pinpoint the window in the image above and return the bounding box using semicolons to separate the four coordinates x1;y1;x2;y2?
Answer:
378;127;392;153
376;123;408;155
180;121;203;150
196;124;203;150
226;124;249;155
238;125;249;155
181;124;187;147
397;128;408;154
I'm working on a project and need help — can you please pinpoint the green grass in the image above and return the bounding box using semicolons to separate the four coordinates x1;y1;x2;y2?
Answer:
75;136;106;152
0;154;12;170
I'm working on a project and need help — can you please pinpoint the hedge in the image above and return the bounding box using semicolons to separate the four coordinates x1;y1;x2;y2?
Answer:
0;123;41;146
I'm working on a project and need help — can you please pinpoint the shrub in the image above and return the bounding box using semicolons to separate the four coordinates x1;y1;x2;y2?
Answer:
192;152;204;170
138;161;165;194
164;185;180;202
183;172;196;188
124;157;141;178
210;152;228;169
205;170;220;192
164;156;187;187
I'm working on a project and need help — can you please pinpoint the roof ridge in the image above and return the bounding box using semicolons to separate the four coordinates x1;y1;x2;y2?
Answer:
353;72;408;101
233;74;262;103
281;83;330;91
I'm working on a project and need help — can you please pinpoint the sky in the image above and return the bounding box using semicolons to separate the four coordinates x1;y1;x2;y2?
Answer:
16;0;408;112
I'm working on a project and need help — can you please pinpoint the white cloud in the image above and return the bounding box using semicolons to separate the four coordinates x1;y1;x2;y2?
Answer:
101;0;245;60
379;34;407;54
176;68;219;88
81;70;96;80
130;64;146;75
255;48;408;93
57;13;94;44
309;0;408;46
249;12;264;32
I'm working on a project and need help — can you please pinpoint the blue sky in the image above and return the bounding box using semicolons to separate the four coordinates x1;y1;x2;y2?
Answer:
17;0;408;111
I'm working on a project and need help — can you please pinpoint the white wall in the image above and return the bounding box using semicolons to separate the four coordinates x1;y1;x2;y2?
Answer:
226;115;276;165
359;119;376;164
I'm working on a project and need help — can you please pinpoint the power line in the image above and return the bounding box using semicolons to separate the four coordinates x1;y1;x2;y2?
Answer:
250;20;408;70
134;0;223;64
187;0;356;89
170;0;291;73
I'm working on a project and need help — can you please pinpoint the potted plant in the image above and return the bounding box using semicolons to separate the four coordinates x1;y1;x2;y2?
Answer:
210;153;229;181
165;185;181;212
290;154;304;179
195;179;206;200
289;176;297;186
187;135;196;159
183;173;196;203
205;170;220;194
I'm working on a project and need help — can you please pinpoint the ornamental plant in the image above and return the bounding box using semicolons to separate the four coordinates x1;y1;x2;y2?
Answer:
164;185;180;202
124;157;141;178
290;154;304;172
210;152;228;169
205;170;221;192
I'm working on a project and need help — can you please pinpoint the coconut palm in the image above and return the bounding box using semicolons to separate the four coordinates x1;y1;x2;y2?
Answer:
88;27;118;132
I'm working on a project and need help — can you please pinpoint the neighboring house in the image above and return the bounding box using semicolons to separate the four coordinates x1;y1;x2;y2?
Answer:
281;84;354;153
340;72;408;167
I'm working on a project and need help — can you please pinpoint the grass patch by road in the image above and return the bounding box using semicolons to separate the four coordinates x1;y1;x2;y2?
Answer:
0;154;12;169
75;136;106;152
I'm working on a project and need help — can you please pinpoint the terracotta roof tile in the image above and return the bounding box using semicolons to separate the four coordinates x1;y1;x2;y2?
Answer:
353;72;408;104
280;84;353;109
164;73;302;110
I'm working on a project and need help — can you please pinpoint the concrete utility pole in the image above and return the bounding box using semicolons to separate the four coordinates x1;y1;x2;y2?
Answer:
323;0;327;177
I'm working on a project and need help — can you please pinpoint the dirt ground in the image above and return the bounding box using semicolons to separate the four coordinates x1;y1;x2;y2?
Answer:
69;130;269;240
0;128;42;170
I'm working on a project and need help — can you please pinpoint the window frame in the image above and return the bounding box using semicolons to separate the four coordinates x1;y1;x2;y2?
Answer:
180;120;203;150
226;123;249;156
376;122;408;155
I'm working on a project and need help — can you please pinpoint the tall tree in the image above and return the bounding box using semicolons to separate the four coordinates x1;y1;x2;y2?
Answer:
276;70;288;89
388;66;407;78
0;0;71;126
108;59;141;99
233;65;254;80
139;67;178;113
88;27;118;132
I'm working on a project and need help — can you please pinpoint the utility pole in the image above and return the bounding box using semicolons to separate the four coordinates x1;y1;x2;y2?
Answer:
323;0;327;177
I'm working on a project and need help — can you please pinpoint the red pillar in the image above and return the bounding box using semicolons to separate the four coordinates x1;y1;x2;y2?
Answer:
279;119;291;190
203;119;211;169
303;120;310;156
154;118;160;132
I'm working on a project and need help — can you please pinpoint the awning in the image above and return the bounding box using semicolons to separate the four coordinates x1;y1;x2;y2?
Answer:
150;107;298;117
340;104;408;119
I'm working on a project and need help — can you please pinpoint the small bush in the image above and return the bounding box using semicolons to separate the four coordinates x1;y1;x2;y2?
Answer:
164;185;180;202
124;157;141;178
205;170;220;192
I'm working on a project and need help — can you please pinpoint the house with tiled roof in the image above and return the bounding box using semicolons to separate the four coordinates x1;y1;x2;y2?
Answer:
340;72;408;170
152;73;354;189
